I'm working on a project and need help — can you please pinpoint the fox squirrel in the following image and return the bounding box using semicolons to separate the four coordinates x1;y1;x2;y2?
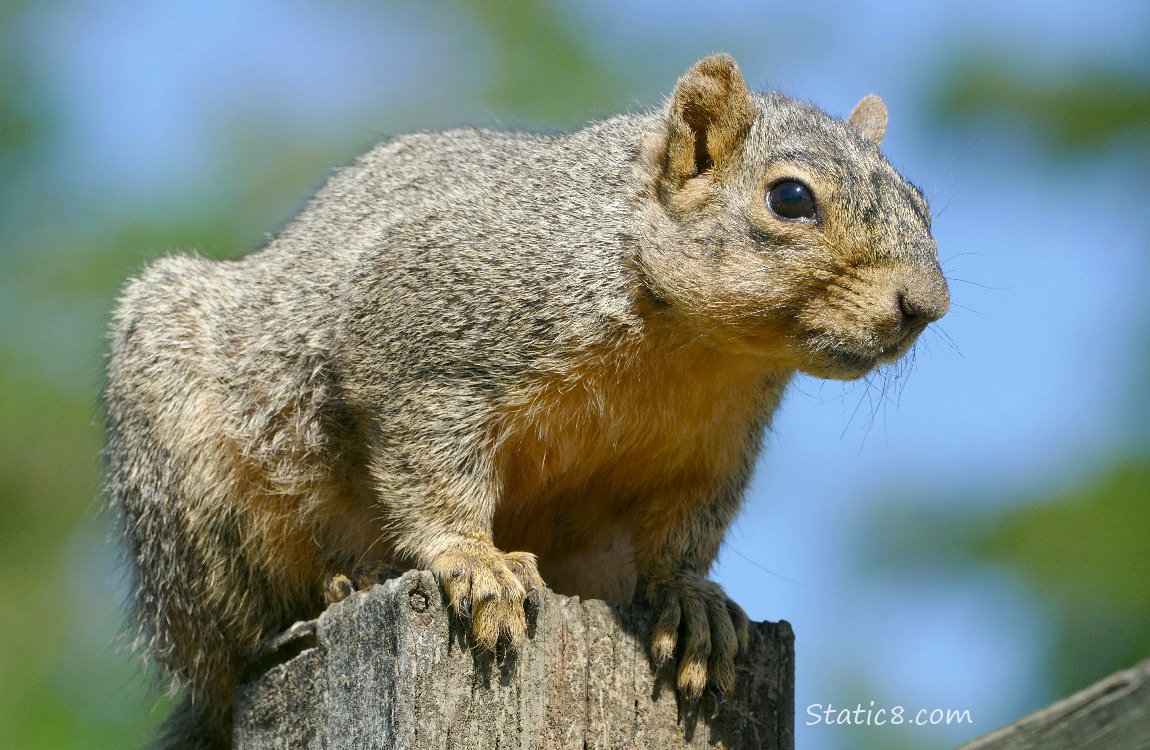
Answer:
104;53;949;749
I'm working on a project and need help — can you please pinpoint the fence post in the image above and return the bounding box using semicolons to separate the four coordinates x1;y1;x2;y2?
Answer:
233;570;794;749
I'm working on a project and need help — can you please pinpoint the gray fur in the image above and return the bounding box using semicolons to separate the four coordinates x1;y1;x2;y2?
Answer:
104;54;948;749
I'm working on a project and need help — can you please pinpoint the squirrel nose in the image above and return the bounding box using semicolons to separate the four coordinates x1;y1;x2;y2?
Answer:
896;283;949;327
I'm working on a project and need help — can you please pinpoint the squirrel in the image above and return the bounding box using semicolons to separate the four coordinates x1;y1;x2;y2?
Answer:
104;53;949;749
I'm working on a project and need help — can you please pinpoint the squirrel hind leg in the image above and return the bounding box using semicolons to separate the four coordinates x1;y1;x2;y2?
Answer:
323;563;402;605
323;573;356;605
154;686;232;750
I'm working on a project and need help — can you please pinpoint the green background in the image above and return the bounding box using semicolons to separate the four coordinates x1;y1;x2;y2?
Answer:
1;2;1147;748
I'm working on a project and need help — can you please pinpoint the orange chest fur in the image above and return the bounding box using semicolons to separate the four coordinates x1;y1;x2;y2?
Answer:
492;341;781;560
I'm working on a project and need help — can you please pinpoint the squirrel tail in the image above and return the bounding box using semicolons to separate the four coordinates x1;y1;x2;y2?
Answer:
154;685;232;750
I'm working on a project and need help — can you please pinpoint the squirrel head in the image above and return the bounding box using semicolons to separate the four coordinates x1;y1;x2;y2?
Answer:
638;54;950;380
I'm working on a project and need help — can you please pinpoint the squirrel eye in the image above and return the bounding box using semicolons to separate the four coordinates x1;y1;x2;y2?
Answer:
767;180;817;221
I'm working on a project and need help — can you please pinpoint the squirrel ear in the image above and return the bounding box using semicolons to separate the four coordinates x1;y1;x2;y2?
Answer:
663;54;755;185
848;94;887;146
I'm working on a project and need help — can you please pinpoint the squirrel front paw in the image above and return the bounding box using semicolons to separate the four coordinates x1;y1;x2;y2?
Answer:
430;542;544;652
645;572;750;701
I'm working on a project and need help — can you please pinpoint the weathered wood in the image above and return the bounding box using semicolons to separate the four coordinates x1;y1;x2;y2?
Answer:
233;570;794;749
956;657;1150;750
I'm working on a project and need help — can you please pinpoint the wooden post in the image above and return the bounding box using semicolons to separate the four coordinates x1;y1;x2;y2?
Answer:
955;657;1150;750
233;570;795;749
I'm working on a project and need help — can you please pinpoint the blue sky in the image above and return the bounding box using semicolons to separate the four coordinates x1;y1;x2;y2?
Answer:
17;1;1149;747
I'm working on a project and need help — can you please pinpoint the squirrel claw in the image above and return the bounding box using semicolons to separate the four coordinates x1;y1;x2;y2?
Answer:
645;573;741;703
431;543;543;652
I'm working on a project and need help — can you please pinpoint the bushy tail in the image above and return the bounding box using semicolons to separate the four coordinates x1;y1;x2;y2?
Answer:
154;686;232;750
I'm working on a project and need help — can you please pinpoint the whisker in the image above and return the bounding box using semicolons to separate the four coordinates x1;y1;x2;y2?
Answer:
946;277;1009;291
929;326;964;360
949;302;987;316
941;251;992;265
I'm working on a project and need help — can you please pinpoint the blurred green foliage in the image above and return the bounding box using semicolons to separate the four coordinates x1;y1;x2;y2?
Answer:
454;0;628;124
843;36;1150;750
937;55;1150;158
867;456;1150;702
983;460;1150;693
877;40;1150;705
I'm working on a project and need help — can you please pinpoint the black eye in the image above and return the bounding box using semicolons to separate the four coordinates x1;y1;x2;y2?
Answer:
767;180;817;221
